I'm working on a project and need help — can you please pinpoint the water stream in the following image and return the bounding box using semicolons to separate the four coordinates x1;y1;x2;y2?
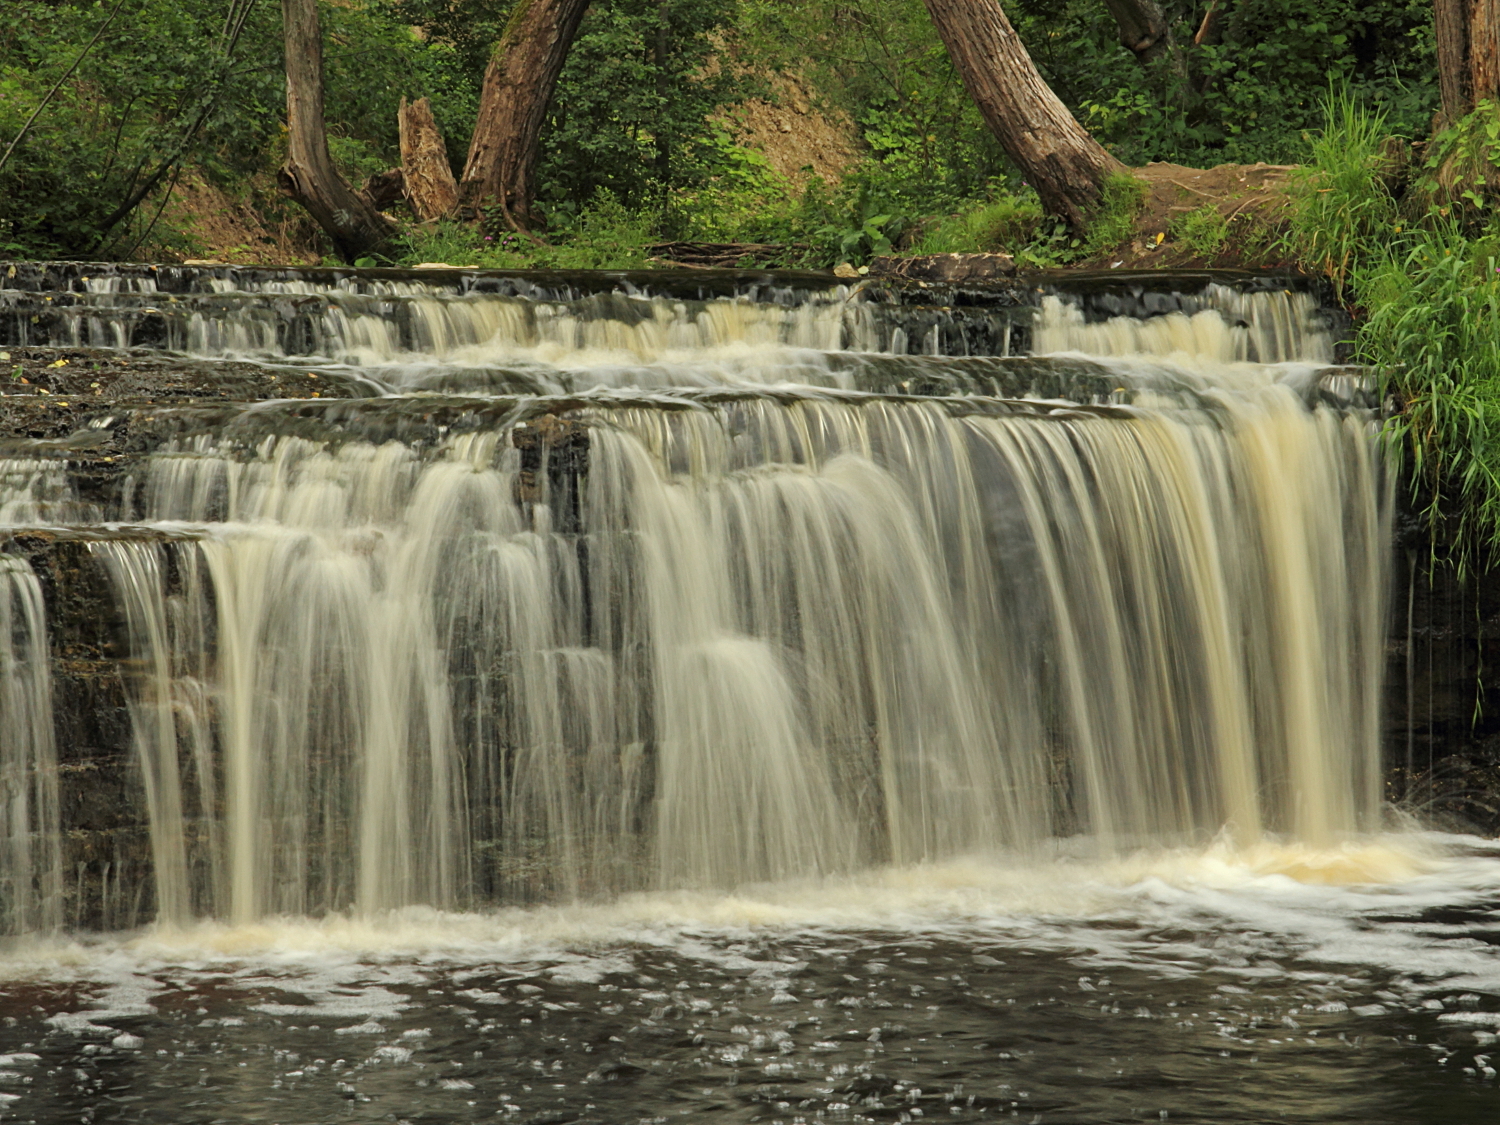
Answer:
0;264;1489;1123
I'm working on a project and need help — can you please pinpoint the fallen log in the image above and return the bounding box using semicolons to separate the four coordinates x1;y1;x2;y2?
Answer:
643;241;812;268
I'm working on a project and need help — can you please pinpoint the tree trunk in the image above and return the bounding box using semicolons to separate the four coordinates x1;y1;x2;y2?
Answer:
1473;0;1500;105
399;97;460;222
653;0;671;204
1103;0;1170;63
1437;0;1473;122
459;0;593;231
922;0;1124;227
279;0;393;262
1436;0;1500;125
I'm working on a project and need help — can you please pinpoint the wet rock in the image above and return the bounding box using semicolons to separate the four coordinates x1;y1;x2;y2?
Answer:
0;347;368;403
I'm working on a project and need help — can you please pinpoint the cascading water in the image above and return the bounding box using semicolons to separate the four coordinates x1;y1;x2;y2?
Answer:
0;263;1385;927
0;554;61;935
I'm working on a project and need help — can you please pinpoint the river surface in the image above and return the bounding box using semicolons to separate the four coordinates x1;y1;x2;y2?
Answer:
3;836;1500;1124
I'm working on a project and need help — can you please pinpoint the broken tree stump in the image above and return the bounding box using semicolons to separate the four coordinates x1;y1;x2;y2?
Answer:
399;97;460;222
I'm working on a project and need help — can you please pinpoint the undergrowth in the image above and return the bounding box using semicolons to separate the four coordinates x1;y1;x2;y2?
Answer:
1283;88;1398;297
1285;89;1500;571
397;193;654;270
1082;173;1147;259
391;159;1145;273
909;196;1043;255
1169;204;1229;258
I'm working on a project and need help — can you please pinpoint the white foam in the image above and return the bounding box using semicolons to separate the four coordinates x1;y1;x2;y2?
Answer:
2;835;1497;1021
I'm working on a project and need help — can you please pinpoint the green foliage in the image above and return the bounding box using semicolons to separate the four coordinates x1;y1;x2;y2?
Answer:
1282;93;1500;567
1283;87;1399;294
1082;172;1146;257
737;0;1005;216
662;126;795;241
910;195;1044;255
535;0;745;219
1361;230;1500;569
1169;204;1229;257
0;0;1462;264
0;0;269;256
1419;100;1500;220
541;192;654;269
0;0;449;259
391;0;747;219
400;192;653;270
1011;0;1437;169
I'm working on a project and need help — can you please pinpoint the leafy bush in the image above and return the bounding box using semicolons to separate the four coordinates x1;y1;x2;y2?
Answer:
1418;100;1500;222
401;192;653;270
1361;229;1500;568
0;0;452;259
540;192;655;269
1012;0;1438;169
736;0;1007;216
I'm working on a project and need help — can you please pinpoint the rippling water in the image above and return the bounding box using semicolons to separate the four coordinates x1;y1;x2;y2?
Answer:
2;836;1499;1124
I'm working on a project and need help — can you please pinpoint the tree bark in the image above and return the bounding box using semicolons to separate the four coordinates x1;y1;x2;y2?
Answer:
1103;0;1171;63
1437;0;1474;122
654;0;671;201
459;0;593;231
922;0;1125;227
399;97;460;222
1472;0;1500;105
279;0;393;262
1436;0;1500;125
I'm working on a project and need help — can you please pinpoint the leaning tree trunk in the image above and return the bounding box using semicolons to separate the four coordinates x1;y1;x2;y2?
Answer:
279;0;393;262
1103;0;1171;63
459;0;593;231
922;0;1124;227
1436;0;1500;126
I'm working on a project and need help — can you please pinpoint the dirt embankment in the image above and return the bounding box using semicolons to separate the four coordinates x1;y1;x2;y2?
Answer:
729;72;861;187
1097;161;1296;269
144;171;324;266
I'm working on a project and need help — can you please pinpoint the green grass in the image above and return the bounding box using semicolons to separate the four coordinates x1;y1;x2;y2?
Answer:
1284;88;1500;570
1081;171;1147;258
1169;204;1229;257
1357;230;1500;570
909;196;1043;255
395;192;653;271
1283;87;1398;297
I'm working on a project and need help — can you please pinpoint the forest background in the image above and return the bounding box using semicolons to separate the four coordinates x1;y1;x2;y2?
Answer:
0;0;1440;269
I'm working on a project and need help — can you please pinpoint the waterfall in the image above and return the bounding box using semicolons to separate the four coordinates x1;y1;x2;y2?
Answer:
0;555;61;934
0;263;1388;931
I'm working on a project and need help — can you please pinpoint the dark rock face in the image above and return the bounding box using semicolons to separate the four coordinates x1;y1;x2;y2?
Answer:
8;534;149;930
1384;496;1500;834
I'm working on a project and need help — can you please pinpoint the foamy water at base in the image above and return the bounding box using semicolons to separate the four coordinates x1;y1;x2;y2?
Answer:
1;834;1499;1124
